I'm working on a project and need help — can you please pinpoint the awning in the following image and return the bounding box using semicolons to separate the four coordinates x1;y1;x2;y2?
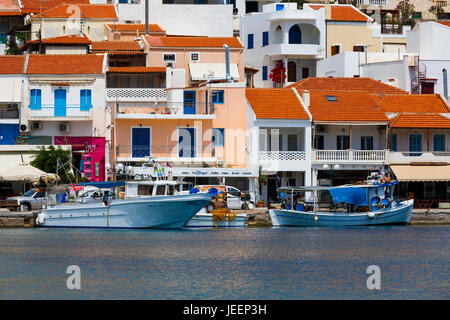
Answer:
390;165;450;182
188;63;240;81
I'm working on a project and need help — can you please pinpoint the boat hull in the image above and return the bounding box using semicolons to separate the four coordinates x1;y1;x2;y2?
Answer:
185;210;247;228
37;194;211;229
270;199;414;227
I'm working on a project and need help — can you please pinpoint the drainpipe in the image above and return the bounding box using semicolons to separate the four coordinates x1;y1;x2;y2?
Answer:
145;0;149;35
223;44;232;83
443;68;448;101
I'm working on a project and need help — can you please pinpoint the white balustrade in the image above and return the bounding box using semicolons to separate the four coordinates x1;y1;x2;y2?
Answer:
314;150;386;163
106;88;167;102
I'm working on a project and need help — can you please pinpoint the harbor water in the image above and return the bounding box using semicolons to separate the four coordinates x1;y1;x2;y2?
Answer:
0;226;448;299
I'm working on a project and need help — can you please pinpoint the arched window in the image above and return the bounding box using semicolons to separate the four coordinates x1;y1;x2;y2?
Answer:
274;25;283;44
288;24;302;44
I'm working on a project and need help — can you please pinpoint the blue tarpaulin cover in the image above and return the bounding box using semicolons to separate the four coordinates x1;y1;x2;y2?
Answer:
76;181;125;188
328;187;368;206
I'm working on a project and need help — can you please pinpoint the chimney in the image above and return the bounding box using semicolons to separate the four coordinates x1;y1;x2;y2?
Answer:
223;44;232;83
302;90;310;108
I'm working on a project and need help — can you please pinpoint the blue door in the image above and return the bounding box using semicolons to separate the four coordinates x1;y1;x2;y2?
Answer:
183;91;196;114
132;127;151;158
54;89;67;117
409;134;422;156
179;128;195;158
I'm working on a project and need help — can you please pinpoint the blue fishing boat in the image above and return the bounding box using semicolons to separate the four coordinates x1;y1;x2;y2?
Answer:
269;177;413;227
37;181;211;229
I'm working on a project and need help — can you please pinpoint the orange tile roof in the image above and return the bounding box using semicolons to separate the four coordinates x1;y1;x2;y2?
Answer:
0;56;25;74
0;0;20;10
107;23;165;34
379;94;450;113
91;41;141;52
144;36;243;49
20;0;90;14
26;54;104;75
246;88;310;120
287;77;408;94
108;67;166;73
22;34;90;48
308;4;371;22
308;91;388;123
390;113;450;128
438;21;450;27
34;4;118;19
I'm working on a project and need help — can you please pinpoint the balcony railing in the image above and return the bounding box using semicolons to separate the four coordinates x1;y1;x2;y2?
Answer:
355;0;387;5
313;149;387;163
115;101;215;117
259;151;307;161
258;151;308;171
389;151;450;164
29;105;92;119
106;88;167;102
116;144;215;161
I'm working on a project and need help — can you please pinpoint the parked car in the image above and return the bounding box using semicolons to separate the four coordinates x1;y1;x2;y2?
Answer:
194;185;254;211
8;189;48;211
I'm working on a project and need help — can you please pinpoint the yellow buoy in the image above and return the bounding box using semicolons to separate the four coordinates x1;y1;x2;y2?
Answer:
210;208;237;228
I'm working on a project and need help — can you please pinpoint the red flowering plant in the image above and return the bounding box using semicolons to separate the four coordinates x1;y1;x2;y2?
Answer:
269;60;286;87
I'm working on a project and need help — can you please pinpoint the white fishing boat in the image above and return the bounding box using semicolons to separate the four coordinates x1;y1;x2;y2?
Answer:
270;173;413;227
37;181;211;229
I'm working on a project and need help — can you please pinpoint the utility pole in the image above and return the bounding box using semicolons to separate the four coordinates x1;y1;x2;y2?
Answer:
145;0;149;35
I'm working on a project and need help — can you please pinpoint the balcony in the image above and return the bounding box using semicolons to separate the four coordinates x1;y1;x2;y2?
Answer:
355;0;388;5
29;105;92;121
0;108;19;119
259;151;308;172
106;88;167;102
389;151;450;164
116;144;216;163
313;149;388;164
265;43;322;58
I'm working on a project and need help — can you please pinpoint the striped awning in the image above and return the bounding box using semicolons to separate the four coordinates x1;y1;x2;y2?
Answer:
390;165;450;182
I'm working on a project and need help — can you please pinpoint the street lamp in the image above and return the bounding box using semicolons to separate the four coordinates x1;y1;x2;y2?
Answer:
322;164;340;186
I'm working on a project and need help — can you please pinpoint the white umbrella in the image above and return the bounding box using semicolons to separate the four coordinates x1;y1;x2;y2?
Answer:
0;162;59;182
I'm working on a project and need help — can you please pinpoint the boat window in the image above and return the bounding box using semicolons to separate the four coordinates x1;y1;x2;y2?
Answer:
156;185;166;195
138;185;153;196
167;185;174;195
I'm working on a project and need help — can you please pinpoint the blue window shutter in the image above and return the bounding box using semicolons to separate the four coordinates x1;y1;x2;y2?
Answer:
212;128;224;147
262;31;268;47
30;89;41;110
276;4;284;11
262;66;268;80
80;89;92;111
212;90;224;104
248;34;254;49
391;133;397;151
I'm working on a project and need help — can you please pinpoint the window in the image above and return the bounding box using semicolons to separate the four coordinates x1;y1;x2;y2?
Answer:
80;89;92;111
190;52;199;62
325;95;337;102
212;128;224;147
262;31;268;47
315;135;324;150
288;25;302;44
409;134;422;156
276;4;284;11
353;45;365;52
434;134;445;151
337;135;350;150
361;136;374;150
163;53;175;65
211;90;224;104
30;89;42;110
247;33;254;49
262;66;268;80
331;45;340;56
391;133;397;151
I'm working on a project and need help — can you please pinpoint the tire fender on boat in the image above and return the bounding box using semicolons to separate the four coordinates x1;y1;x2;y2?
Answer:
368;212;375;218
37;214;45;225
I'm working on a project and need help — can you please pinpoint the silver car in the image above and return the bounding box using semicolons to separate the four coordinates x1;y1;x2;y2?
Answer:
9;189;48;211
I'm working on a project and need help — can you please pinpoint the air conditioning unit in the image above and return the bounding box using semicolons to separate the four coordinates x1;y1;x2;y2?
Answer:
217;161;226;168
316;125;328;133
59;123;71;132
19;122;30;133
32;121;43;130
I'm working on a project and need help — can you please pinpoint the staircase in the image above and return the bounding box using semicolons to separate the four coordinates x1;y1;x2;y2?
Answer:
411;56;427;94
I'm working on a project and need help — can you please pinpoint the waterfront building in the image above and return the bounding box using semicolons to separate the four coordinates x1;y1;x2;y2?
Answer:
380;93;450;203
20;54;108;182
246;87;312;204
240;2;326;87
29;4;119;42
20;34;91;54
0;0;23;54
108;34;257;192
104;23;166;41
0;56;25;145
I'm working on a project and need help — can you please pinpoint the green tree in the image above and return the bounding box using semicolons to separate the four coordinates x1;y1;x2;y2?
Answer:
30;146;75;183
429;4;445;19
396;0;415;20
